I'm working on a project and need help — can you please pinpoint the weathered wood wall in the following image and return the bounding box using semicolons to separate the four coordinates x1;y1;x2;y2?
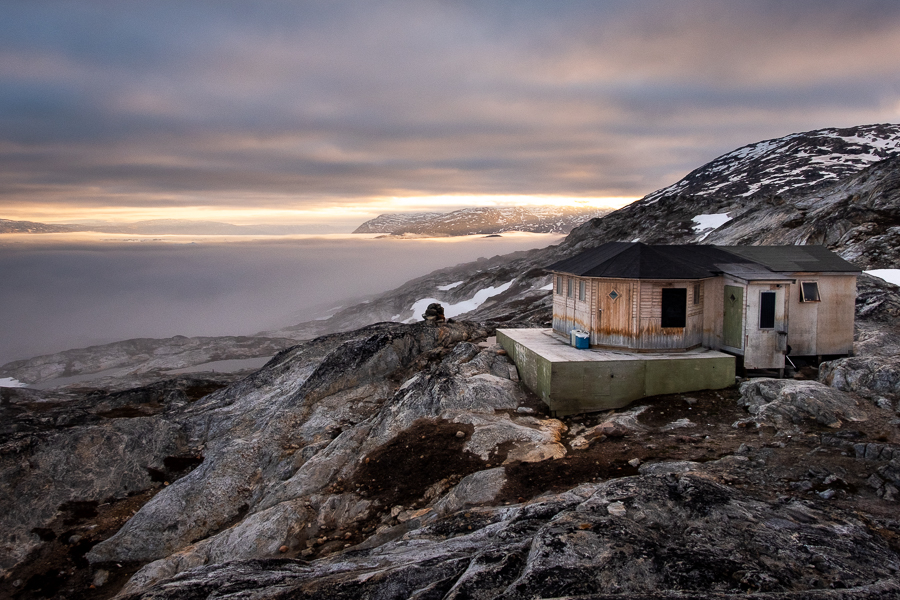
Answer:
786;274;856;356
635;280;705;351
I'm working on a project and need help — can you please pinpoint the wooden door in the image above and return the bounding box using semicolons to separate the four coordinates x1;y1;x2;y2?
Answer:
723;285;744;349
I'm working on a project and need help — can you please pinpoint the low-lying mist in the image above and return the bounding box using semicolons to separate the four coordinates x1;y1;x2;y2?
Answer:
0;233;562;365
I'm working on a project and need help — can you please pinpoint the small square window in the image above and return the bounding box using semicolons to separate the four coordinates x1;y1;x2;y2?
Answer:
578;280;586;301
608;290;619;300
800;281;820;302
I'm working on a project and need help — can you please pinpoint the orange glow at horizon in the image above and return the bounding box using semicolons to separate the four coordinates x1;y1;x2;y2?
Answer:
3;195;639;226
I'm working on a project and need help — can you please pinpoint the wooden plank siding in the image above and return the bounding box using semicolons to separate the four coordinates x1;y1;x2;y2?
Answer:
636;280;706;351
553;273;713;351
592;279;637;347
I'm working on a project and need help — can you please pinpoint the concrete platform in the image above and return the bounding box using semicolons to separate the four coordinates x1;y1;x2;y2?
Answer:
497;328;736;416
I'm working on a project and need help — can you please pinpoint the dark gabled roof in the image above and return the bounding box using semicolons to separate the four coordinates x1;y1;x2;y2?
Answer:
716;245;861;273
546;242;758;279
546;242;860;279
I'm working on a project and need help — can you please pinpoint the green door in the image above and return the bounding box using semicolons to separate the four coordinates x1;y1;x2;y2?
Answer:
723;285;744;349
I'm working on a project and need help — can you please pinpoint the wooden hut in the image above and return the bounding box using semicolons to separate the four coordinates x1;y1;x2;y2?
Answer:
546;243;860;371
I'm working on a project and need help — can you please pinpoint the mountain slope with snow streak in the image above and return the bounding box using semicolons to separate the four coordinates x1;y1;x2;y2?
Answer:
353;206;612;236
643;123;900;205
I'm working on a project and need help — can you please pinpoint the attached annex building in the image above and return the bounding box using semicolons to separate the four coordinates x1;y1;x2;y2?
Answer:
498;243;859;416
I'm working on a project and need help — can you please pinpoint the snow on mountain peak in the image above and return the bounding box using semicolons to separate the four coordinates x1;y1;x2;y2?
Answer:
642;123;900;205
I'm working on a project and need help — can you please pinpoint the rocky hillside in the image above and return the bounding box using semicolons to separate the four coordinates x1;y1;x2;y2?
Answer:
275;123;900;337
4;276;900;598
353;205;612;236
0;335;297;392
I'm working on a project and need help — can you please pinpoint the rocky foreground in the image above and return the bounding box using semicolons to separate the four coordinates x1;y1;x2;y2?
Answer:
1;273;900;599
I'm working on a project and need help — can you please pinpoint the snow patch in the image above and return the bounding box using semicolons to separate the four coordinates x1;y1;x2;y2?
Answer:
540;283;553;290
865;269;900;287
410;281;514;319
0;377;27;388
692;213;731;241
437;281;463;291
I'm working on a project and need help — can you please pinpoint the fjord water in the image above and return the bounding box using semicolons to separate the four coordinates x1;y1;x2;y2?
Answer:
0;232;562;365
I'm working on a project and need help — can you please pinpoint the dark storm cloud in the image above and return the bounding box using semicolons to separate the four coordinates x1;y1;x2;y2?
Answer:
2;0;900;211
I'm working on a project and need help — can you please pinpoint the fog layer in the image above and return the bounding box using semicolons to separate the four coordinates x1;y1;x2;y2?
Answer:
0;234;560;364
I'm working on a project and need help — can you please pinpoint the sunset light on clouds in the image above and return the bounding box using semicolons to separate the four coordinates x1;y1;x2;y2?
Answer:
1;1;900;228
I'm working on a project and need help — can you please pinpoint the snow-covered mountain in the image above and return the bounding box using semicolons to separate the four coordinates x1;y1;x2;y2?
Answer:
353;205;612;236
352;212;446;233
643;123;900;204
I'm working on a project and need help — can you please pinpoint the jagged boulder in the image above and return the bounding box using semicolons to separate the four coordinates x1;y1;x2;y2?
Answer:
735;378;867;430
421;302;445;323
820;356;900;397
432;467;507;516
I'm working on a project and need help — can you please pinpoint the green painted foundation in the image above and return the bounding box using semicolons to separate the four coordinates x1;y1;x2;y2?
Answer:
497;328;736;417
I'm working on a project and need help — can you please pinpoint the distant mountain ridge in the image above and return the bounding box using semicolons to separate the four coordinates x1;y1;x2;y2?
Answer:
0;219;77;234
353;205;613;236
0;218;339;235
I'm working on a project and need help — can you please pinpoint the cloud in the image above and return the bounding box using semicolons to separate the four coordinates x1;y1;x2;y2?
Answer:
1;1;899;217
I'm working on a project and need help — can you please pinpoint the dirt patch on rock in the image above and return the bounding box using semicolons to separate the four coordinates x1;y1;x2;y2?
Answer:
2;489;160;600
350;418;488;509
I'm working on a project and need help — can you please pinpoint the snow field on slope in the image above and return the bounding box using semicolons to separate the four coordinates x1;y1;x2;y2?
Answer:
407;281;514;322
692;213;732;241
0;377;27;388
865;270;900;287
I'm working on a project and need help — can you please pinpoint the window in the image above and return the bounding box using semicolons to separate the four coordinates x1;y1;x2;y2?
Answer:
800;281;820;302
608;290;619;300
556;275;562;295
693;283;701;305
759;291;776;329
567;278;573;298
661;288;687;328
578;280;586;301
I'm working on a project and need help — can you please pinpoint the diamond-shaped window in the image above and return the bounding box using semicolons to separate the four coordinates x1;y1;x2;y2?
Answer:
729;293;737;303
608;290;619;300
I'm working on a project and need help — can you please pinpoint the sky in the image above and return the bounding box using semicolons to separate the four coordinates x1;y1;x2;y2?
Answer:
2;0;900;228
